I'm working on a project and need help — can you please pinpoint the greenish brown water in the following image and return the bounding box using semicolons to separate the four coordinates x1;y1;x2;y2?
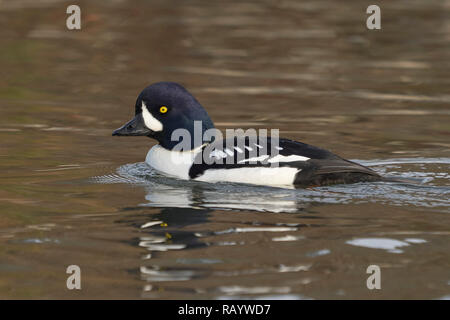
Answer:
0;0;449;299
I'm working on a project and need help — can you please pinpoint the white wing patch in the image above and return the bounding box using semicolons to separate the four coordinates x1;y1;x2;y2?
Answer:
268;154;310;163
238;154;270;163
237;154;309;164
210;149;227;159
224;148;234;156
208;141;310;164
142;101;163;132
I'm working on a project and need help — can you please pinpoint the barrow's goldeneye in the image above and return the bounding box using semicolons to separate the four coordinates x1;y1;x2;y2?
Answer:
112;82;383;187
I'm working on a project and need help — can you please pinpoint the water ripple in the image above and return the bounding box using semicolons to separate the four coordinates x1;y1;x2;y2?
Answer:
93;158;449;212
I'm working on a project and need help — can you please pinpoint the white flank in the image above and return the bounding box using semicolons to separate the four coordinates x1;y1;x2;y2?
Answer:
234;147;243;153
142;102;163;132
195;167;300;186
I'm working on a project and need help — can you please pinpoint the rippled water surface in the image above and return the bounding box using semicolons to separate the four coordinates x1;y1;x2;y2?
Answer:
0;0;449;299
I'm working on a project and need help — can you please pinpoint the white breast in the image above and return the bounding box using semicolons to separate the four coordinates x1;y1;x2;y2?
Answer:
145;145;200;180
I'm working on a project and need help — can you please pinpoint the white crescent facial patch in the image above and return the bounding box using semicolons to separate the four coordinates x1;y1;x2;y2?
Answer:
142;101;163;132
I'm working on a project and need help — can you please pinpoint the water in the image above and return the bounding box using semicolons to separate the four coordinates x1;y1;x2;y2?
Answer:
0;0;449;299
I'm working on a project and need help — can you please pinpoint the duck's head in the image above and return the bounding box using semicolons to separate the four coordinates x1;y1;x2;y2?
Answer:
112;82;215;150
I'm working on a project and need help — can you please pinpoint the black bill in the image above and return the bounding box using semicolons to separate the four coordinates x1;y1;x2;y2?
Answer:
112;113;153;136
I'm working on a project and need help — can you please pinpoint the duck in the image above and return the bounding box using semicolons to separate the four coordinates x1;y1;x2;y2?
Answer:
112;82;384;188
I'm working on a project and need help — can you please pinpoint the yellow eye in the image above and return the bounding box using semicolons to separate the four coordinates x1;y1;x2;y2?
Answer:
159;106;168;114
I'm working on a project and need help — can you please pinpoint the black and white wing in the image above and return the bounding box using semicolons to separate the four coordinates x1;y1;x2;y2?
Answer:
189;136;381;187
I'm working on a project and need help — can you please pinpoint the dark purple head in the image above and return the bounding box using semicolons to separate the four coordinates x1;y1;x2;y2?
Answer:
113;82;215;150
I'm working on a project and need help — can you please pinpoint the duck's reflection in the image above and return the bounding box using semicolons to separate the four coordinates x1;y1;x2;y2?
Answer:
139;178;308;213
136;206;213;297
134;181;311;298
112;163;312;297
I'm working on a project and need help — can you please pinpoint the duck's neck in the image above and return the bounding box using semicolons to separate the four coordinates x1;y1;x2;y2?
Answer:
156;123;219;151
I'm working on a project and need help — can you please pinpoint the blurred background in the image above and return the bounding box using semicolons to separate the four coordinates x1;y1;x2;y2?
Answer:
0;0;449;299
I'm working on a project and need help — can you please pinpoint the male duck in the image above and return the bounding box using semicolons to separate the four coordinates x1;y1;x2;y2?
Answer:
113;82;383;187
